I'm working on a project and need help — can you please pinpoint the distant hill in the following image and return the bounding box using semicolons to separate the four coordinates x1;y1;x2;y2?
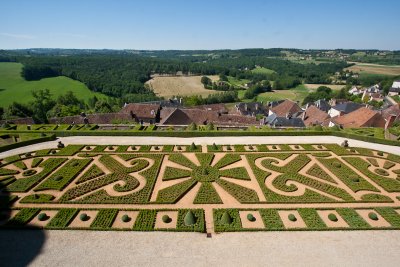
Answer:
0;62;107;107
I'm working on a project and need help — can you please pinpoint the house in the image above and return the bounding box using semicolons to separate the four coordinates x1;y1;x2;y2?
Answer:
309;99;331;112
120;103;161;124
263;113;305;128
301;105;330;127
329;107;385;128
381;104;400;126
328;102;364;118
268;99;302;117
48;113;132;125
388;80;400;96
160;108;258;126
364;84;380;94
362;91;384;102
192;104;228;114
234;102;268;117
348;86;363;96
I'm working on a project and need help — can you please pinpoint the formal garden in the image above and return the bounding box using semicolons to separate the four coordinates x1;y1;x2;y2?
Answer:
2;143;400;233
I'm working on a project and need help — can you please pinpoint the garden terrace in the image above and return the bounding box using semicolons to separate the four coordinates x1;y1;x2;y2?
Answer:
2;143;400;233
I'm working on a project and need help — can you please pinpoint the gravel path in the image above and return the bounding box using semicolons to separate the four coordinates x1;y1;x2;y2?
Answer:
1;135;400;158
1;230;400;267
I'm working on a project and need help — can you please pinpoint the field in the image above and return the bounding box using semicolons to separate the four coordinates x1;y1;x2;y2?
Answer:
2;143;400;233
145;75;219;98
345;62;400;76
251;67;276;75
0;62;107;107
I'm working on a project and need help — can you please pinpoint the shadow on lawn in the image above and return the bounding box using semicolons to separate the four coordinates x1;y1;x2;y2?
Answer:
0;187;46;267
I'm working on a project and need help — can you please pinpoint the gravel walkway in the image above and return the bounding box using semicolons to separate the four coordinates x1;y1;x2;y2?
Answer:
1;135;400;158
1;230;400;266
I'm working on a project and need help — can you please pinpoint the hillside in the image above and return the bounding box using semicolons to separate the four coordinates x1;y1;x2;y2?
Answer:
0;62;107;107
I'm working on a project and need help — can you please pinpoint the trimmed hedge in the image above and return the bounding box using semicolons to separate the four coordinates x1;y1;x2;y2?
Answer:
90;209;118;229
5;208;40;227
133;210;156;231
214;209;241;232
46;209;79;228
297;208;327;229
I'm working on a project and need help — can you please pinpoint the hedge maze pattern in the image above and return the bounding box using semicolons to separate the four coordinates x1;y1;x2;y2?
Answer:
2;143;400;232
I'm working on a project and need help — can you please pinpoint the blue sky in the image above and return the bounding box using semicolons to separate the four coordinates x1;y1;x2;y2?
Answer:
1;0;399;50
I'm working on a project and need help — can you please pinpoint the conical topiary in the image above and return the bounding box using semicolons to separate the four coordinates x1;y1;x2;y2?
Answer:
220;211;233;225
184;210;197;226
190;142;197;150
212;143;218;150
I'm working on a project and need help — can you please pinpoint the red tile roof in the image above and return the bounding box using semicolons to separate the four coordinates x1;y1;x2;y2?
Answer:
302;105;330;126
331;107;385;128
120;103;160;119
270;100;302;117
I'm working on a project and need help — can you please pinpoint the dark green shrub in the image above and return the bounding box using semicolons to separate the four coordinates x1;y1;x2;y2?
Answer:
85;146;91;150
247;213;256;222
317;145;323;149
377;151;384;156
38;213;48;221
108;146;114;150
333;162;341;168
121;214;131;222
54;175;63;181
162;215;172;223
248;145;253;150
131;146;137;150
25;152;32;157
154;146;159;150
51;150;57;154
272;145;277;149
328;213;338;222
375;168;389;176
368;212;379;221
177;146;182;151
80;213;89;221
226;146;232;151
288;214;297;222
184;210;197;226
350;149;356;153
23;169;37;176
221;211;233;225
190;142;197;150
212;143;218;150
294;145;300;149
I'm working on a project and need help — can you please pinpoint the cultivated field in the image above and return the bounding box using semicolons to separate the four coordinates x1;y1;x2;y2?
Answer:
145;75;219;98
346;62;400;76
0;63;106;107
304;83;345;90
2;143;400;233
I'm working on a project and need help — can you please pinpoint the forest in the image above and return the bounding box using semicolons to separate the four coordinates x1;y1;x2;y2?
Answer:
0;49;349;100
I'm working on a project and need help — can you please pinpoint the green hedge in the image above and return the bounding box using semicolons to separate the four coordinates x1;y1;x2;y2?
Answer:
90;209;118;229
133;210;157;231
46;208;78;228
5;208;40;227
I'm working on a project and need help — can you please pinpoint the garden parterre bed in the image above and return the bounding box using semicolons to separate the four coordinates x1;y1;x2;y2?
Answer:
1;143;400;232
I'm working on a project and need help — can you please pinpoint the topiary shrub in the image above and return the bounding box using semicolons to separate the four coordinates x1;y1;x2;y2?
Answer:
352;177;360;183
38;213;48;221
177;146;182;151
248;145;253;150
333;162;341;168
190;142;197;150
184;210;197;226
51;150;57;154
317;145;323;149
368;212;379;221
131;146;137;150
212;143;218;150
377;151;384;156
85;146;91;150
226;146;232;151
272;145;277;149
247;213;256;222
23;169;37;176
288;214;297;222
375;168;389;176
54;175;63;181
350;149;356;153
154;146;159;150
294;145;300;149
72;162;79;167
108;146;114;150
25;152;32;158
121;214;131;222
220;211;233;225
80;213;89;221
328;213;338;222
162;214;172;223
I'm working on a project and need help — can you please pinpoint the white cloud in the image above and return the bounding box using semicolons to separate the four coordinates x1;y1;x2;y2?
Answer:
0;33;36;39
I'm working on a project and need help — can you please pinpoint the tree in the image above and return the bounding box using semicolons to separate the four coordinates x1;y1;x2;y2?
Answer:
5;102;33;118
219;74;228;82
0;107;4;120
201;76;212;88
31;89;56;123
94;100;113;113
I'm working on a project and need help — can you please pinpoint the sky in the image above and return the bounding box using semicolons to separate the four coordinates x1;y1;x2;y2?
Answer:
0;0;399;50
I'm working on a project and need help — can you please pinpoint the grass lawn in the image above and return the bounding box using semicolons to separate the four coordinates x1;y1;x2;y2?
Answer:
0;62;107;107
227;76;250;88
251;67;276;75
255;84;310;103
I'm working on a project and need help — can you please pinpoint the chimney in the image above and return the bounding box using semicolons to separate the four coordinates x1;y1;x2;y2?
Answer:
302;111;306;121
